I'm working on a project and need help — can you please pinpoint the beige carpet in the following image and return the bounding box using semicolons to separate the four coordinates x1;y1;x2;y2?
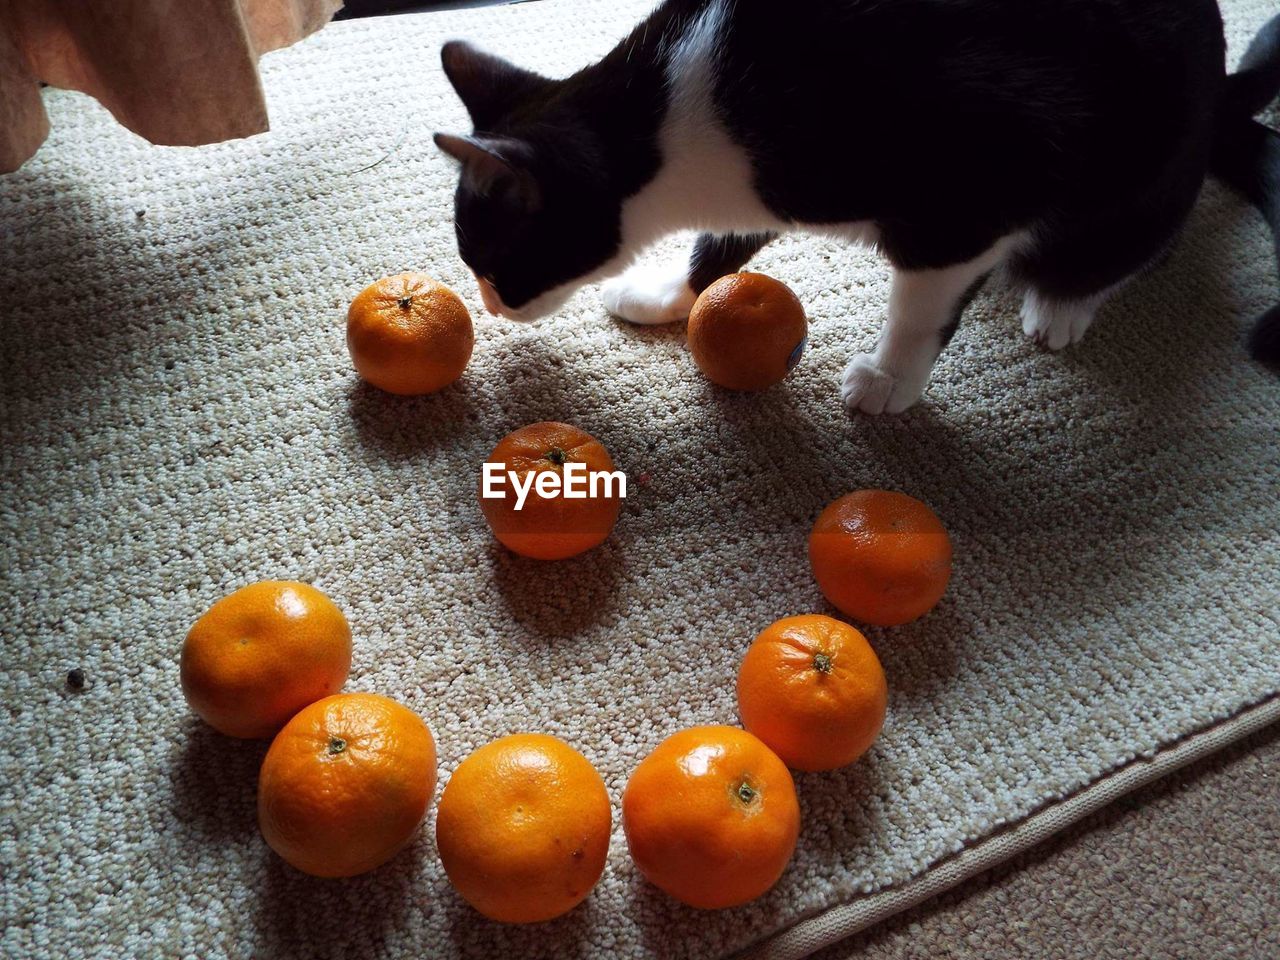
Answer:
2;1;1278;958
814;723;1280;960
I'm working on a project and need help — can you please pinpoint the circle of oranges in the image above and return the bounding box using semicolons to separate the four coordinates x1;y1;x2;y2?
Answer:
175;270;957;920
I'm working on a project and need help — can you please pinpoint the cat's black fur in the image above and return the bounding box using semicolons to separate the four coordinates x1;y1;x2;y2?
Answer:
437;0;1280;365
1213;15;1280;364
712;1;1221;279
436;19;673;310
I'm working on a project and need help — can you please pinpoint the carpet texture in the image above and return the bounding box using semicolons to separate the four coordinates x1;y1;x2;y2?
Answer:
814;723;1280;960
2;1;1278;958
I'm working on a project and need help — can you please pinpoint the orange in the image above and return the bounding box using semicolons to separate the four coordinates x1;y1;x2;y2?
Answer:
687;272;808;390
258;693;437;877
180;580;352;739
436;733;611;923
737;614;887;771
622;725;800;909
478;421;622;560
346;272;473;395
809;490;952;626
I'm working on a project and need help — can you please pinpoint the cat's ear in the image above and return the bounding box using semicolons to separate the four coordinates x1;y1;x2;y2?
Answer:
433;133;542;211
440;40;552;130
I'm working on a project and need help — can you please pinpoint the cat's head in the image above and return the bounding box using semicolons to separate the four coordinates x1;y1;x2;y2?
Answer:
435;41;625;321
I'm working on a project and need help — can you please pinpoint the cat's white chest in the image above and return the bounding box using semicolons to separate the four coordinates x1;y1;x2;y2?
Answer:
619;0;785;246
624;122;785;238
808;221;881;248
618;0;876;252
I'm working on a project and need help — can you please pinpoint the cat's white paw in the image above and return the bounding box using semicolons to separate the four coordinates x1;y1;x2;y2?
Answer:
841;354;926;415
1020;290;1096;351
602;260;696;325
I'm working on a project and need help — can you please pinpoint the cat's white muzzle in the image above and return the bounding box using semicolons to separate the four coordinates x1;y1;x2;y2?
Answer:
474;274;505;317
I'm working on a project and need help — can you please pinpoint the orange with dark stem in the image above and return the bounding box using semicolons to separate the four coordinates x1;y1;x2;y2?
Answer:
622;725;800;909
346;272;473;395
737;614;887;771
478;421;622;560
258;693;437;878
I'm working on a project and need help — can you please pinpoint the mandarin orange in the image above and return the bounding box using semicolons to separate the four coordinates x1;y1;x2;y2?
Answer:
436;734;611;923
346;272;473;395
687;273;807;390
478;421;622;560
180;580;351;739
737;614;887;771
257;693;437;877
622;725;800;909
809;490;952;626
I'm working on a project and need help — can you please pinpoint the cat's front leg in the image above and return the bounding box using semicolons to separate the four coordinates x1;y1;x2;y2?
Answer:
601;258;698;325
842;254;998;415
603;231;776;325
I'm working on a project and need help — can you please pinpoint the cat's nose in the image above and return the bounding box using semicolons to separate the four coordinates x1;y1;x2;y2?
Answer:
474;274;503;317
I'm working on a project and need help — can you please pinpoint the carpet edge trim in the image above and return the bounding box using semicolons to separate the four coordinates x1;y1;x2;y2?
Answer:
733;692;1280;960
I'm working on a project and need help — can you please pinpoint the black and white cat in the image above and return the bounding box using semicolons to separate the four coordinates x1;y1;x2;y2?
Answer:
435;0;1280;414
